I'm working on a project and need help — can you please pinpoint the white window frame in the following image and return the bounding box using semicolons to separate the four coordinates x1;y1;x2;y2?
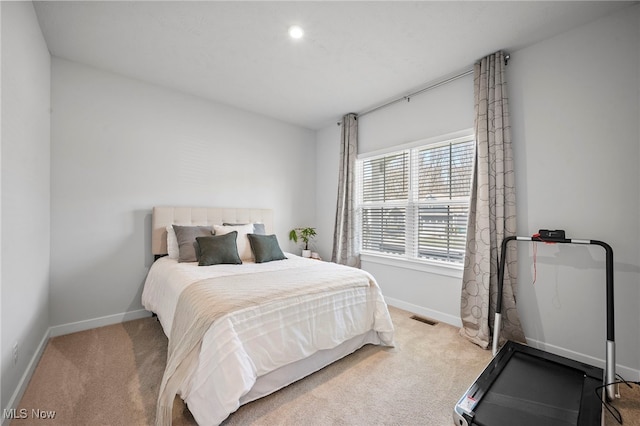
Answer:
356;130;475;276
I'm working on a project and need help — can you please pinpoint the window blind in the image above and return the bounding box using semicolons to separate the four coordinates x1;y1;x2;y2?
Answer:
357;135;475;265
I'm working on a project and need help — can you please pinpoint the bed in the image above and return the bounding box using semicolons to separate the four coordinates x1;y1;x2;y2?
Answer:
141;206;395;426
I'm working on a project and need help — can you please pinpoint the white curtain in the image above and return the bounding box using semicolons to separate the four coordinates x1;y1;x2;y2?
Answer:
331;113;360;268
460;51;525;349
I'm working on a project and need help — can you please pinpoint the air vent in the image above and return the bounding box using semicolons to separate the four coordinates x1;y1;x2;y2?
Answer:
410;315;438;326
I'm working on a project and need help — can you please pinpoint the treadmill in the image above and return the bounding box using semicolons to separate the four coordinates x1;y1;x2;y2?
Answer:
453;231;616;426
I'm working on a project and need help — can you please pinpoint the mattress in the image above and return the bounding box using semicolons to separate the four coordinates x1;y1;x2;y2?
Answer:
142;254;395;425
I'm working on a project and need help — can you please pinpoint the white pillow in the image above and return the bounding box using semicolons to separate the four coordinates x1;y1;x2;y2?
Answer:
213;223;254;261
166;225;179;259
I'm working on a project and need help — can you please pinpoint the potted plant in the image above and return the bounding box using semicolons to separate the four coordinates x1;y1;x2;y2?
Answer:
289;227;317;258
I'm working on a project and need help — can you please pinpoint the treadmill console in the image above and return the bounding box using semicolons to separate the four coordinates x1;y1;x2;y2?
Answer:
537;229;566;240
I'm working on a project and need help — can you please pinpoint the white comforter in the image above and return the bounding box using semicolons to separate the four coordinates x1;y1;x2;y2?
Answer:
142;254;395;425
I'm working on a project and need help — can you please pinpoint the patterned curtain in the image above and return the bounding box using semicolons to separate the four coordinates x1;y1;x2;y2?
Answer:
331;113;360;268
460;51;525;349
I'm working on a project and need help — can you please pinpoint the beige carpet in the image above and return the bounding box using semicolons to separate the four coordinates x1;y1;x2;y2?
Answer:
12;306;640;425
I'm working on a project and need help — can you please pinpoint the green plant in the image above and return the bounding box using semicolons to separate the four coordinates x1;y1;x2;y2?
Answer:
289;227;317;250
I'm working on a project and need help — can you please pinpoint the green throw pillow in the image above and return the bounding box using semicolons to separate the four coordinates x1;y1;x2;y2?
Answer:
196;232;242;266
247;234;287;263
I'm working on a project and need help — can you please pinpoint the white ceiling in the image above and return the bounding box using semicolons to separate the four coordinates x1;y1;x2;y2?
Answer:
34;1;635;130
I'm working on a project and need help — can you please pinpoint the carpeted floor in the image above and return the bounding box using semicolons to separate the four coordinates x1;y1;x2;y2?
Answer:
12;306;640;425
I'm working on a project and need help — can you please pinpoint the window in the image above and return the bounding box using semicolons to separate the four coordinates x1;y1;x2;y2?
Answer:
356;134;475;266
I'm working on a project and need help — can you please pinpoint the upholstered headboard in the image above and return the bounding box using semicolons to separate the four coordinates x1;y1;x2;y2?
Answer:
151;206;274;256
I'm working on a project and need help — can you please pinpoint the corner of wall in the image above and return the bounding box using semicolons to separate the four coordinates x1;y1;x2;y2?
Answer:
1;0;52;415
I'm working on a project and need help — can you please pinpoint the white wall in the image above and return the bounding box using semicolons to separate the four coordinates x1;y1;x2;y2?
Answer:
508;5;640;377
50;58;316;327
357;76;474;155
1;1;51;412
315;4;640;377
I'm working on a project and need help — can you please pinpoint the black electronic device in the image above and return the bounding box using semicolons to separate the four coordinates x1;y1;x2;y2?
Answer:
538;229;566;240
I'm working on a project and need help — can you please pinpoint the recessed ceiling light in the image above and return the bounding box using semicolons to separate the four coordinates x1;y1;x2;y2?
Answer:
288;25;304;40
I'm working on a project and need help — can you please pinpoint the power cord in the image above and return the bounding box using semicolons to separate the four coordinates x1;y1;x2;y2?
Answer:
595;374;640;424
531;232;557;285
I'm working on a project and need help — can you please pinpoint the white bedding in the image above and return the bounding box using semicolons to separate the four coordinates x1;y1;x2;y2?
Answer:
142;254;395;425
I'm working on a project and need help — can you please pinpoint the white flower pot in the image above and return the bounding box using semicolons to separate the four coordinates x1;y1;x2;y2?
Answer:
302;249;312;258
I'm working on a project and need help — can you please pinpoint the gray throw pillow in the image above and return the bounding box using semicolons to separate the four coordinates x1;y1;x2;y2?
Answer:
172;225;213;263
196;232;242;266
247;234;287;263
222;222;266;235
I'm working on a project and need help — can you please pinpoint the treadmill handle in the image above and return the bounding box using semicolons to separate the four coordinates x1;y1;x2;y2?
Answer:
493;235;616;401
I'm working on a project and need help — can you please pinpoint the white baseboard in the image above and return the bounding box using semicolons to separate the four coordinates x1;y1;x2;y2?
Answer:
2;309;154;425
2;328;50;426
49;309;152;337
385;297;462;328
526;337;640;381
